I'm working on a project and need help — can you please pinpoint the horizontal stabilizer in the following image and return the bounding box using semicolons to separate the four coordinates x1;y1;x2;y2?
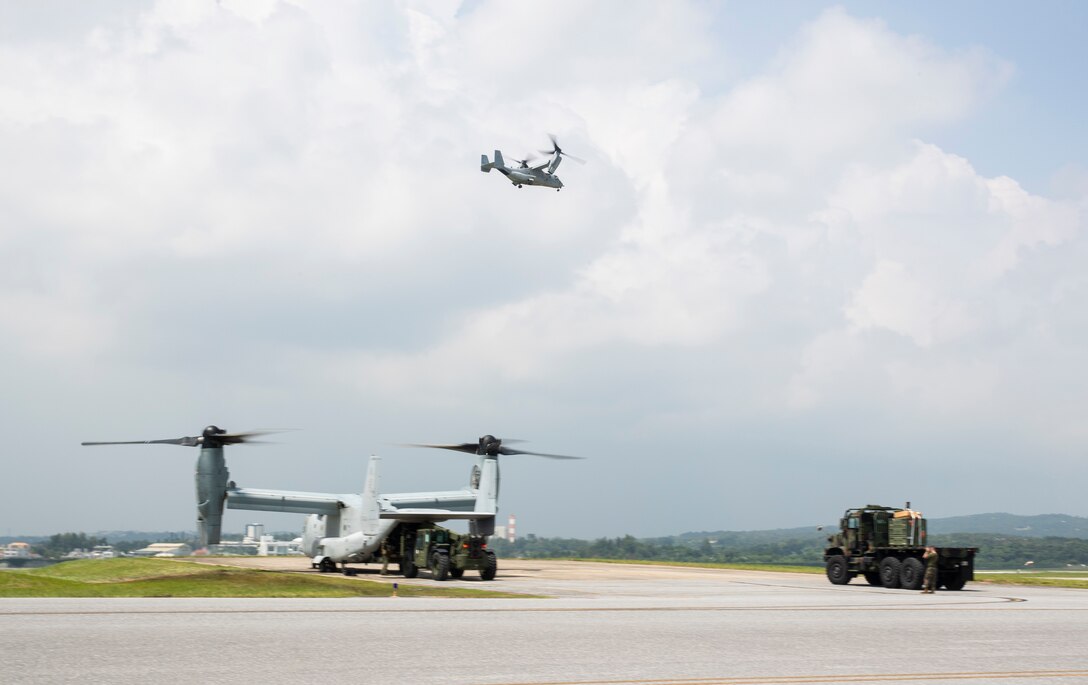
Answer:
381;508;496;522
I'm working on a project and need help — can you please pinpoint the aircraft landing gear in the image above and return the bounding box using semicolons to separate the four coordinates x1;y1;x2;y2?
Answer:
315;556;336;573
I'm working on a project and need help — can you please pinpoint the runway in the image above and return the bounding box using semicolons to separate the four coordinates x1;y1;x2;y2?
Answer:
3;560;1087;684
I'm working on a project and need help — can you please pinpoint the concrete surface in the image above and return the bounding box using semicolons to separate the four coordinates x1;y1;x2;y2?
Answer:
2;559;1087;684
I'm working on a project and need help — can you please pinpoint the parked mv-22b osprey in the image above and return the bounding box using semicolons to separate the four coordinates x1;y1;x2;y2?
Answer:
82;426;578;576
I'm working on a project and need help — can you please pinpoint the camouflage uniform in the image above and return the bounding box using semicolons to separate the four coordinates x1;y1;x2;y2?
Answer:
922;547;938;593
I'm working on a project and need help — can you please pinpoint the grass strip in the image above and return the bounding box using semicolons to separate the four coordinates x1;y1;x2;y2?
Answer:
976;574;1088;590
0;558;528;598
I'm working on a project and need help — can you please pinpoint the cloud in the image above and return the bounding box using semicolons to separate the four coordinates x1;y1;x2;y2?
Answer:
846;259;972;347
1;3;1086;536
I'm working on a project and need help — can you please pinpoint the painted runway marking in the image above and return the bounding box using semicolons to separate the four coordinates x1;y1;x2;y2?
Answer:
494;670;1088;684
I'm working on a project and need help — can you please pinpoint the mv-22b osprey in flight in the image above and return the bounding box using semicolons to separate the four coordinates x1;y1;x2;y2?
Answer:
481;134;585;190
82;426;579;575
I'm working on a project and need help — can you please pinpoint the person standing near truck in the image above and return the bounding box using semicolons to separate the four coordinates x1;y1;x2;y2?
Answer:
921;546;938;593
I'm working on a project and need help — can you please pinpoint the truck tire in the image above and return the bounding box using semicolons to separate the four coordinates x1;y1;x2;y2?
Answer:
449;567;464;579
401;559;418;578
880;557;901;588
863;570;883;586
900;557;924;590
480;552;497;581
825;555;851;585
432;553;450;581
942;568;968;591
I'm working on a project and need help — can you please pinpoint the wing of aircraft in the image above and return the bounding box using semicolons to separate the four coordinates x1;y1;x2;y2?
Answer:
227;487;344;515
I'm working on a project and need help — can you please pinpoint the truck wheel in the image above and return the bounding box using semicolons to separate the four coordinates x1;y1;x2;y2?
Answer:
879;557;901;588
400;559;418;578
863;570;883;586
480;552;497;581
449;567;464;579
825;555;851;585
942;568;968;590
900;557;924;590
433;553;450;581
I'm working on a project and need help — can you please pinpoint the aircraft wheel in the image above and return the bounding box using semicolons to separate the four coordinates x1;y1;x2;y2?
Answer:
899;557;925;590
825;555;851;585
880;557;901;588
318;557;336;574
432;553;450;581
480;552;497;581
342;567;357;577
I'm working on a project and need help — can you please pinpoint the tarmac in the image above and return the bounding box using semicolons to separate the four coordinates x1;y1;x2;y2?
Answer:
2;559;1087;684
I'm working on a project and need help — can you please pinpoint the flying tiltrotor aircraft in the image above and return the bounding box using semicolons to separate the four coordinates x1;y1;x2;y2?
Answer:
481;134;585;190
82;426;577;573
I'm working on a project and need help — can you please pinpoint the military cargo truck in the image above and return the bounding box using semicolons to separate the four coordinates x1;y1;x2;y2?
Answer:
823;504;977;590
399;525;497;581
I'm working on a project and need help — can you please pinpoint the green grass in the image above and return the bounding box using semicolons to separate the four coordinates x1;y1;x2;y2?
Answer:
0;558;529;598
567;558;823;574
976;572;1088;590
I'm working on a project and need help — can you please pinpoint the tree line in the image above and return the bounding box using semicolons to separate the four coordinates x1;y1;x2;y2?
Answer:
490;533;1088;569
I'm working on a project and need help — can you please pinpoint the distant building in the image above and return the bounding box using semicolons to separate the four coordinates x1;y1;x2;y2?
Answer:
208;541;259;556
63;545;117;559
243;523;264;544
257;535;303;556
3;542;34;559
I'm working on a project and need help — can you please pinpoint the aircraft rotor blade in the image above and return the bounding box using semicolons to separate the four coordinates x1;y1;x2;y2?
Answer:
403;437;581;459
81;427;280;448
402;442;480;455
81;437;201;447
217;430;279;445
498;446;583;460
541;134;585;163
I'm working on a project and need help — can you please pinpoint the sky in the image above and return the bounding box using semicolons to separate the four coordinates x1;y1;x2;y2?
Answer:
1;1;1087;539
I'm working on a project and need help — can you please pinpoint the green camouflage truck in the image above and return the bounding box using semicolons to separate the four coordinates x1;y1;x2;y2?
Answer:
399;525;497;581
823;504;977;590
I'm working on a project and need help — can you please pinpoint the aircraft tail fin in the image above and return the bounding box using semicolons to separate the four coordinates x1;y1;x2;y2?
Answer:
361;456;381;535
493;150;504;169
480;154;492;173
471;457;498;536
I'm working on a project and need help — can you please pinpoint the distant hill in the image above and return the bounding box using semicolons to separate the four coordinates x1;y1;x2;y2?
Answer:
678;512;1088;542
926;513;1088;539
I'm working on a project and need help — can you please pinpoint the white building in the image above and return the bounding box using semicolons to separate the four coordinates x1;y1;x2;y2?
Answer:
243;523;264;544
257;535;303;556
3;542;34;559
